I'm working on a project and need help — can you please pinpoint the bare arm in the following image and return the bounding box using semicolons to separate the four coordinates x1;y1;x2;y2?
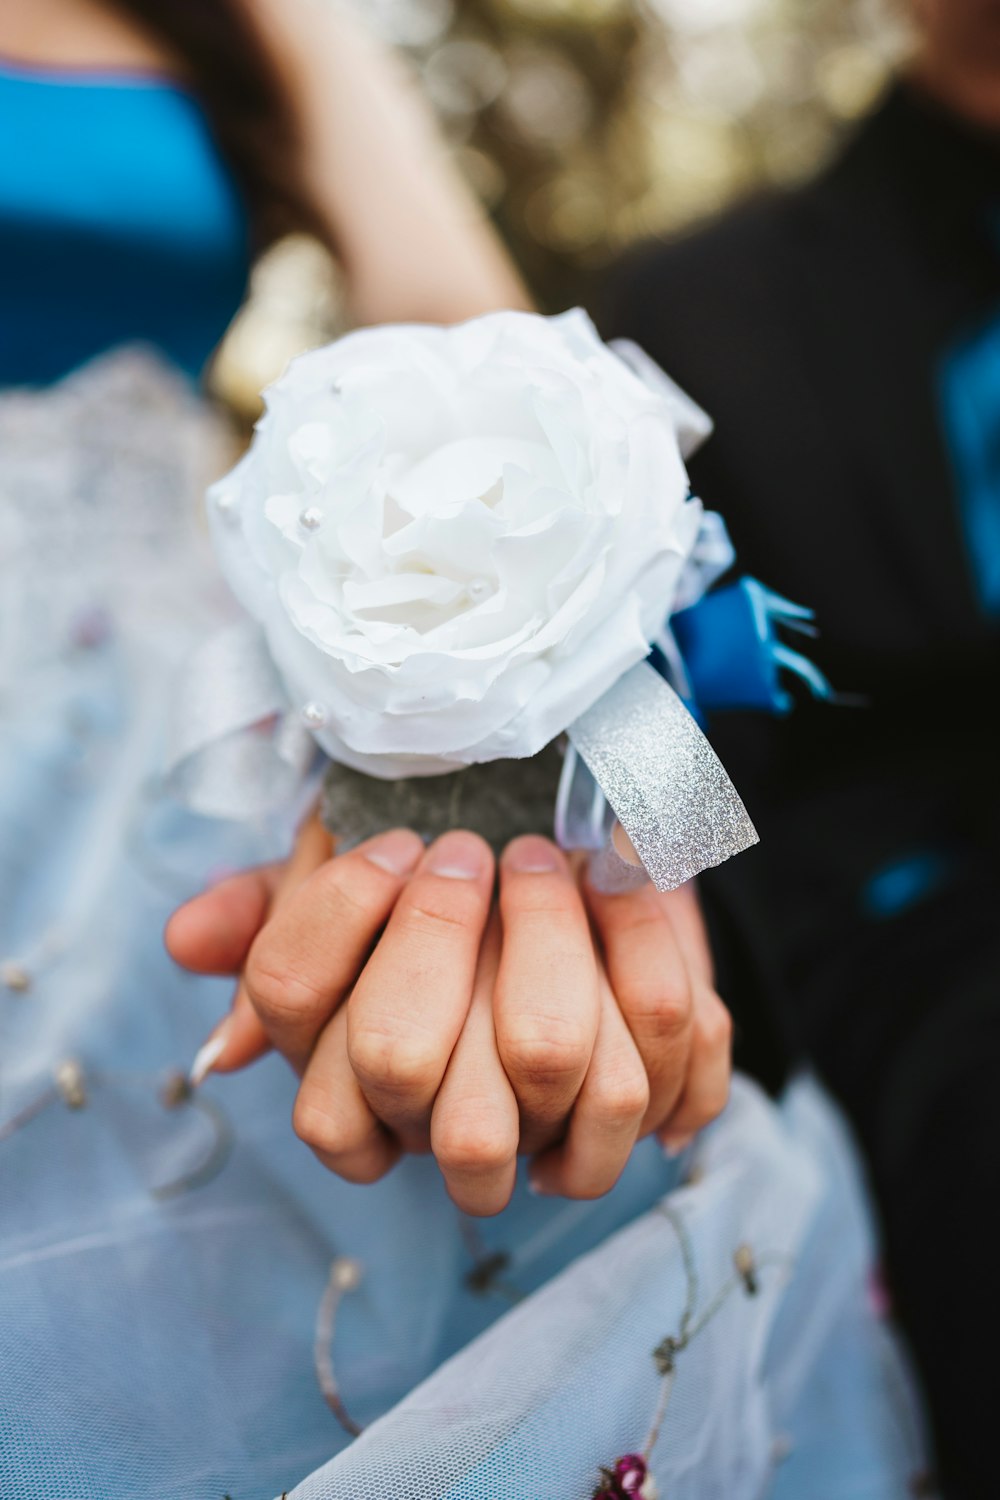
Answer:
248;0;531;325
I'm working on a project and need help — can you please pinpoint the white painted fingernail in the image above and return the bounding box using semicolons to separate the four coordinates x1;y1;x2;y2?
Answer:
188;1023;229;1088
661;1133;694;1159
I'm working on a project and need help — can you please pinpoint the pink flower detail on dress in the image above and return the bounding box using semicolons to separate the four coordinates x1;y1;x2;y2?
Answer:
593;1453;650;1499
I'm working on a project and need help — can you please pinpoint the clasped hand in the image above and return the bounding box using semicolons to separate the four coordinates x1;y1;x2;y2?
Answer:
167;820;732;1215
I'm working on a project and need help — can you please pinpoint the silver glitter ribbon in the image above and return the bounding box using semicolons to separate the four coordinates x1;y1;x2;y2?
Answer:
567;662;758;891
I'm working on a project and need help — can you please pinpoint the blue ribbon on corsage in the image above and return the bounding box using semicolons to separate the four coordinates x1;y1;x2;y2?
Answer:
669;577;833;714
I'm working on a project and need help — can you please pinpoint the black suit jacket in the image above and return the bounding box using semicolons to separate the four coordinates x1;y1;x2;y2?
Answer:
604;84;1000;1104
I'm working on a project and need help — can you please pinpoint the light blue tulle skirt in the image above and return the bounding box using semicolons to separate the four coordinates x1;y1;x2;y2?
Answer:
0;353;928;1500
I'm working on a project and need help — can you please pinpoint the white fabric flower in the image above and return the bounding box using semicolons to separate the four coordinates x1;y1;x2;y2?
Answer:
209;309;701;777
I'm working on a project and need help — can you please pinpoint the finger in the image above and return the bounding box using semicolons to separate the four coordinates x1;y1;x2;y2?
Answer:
165;865;282;975
281;808;338;889
217;814;337;1073
658;989;733;1155
584;876;695;1136
348;831;494;1139
430;916;519;1217
529;968;649;1199
244;827;425;1072
659;878;715;988
293;1005;400;1184
181;815;339;1078
494;836;600;1155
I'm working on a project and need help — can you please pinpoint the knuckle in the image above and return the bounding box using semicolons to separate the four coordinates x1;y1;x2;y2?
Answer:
691;1078;731;1130
297;859;388;936
349;1022;442;1098
292;1095;355;1157
315;864;375;922
700;994;733;1052
400;882;486;936
622;972;692;1037
500;878;576;923
591;1065;650;1127
498;1019;592;1086
245;942;324;1026
433;1113;516;1177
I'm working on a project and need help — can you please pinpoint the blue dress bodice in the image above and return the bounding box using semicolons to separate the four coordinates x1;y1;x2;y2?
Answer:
0;58;251;385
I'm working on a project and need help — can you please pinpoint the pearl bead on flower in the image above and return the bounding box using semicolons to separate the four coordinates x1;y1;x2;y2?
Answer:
302;701;329;729
467;576;491;603
299;506;324;533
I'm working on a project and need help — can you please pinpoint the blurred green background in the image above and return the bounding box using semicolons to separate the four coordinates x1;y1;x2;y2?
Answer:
214;0;908;414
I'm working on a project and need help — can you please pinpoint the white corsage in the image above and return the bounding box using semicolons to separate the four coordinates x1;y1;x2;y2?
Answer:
169;310;756;891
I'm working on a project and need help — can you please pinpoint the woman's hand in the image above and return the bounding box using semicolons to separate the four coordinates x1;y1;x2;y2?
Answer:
166;818;732;1213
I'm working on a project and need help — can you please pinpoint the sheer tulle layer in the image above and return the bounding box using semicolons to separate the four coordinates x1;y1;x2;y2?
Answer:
290;1079;926;1500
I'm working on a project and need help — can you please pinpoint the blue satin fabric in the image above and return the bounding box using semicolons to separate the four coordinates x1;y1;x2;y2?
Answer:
0;61;250;386
671;577;833;714
938;309;1000;615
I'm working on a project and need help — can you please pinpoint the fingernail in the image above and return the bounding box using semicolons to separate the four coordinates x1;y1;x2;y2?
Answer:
425;832;487;880
527;1173;547;1196
661;1133;694;1159
362;828;424;876
504;836;561;874
189;1022;230;1088
611;821;643;866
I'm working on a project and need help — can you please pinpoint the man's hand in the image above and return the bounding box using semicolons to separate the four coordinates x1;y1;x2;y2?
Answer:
166;817;732;1213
